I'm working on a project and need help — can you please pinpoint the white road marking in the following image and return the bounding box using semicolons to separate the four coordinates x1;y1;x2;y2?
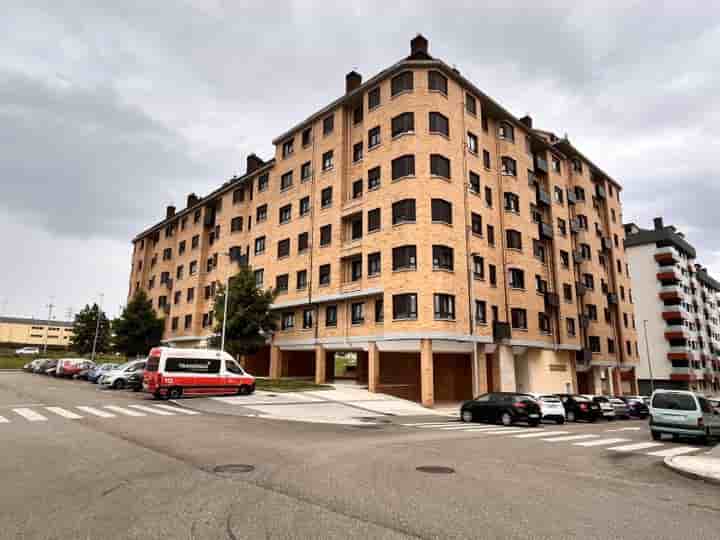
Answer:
609;442;664;452
0;416;9;423
440;425;491;430
13;408;47;422
605;427;642;433
76;406;116;418
457;426;519;432
152;404;201;415
45;407;83;420
407;422;463;428
514;431;570;439
104;405;146;417
574;438;629;447
128;404;176;416
541;434;599;442
475;428;527;435
645;446;703;457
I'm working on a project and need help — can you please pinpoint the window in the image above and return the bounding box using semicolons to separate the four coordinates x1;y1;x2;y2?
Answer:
350;257;362;281
501;156;517;176
498;122;514;141
281;138;294;158
302;127;312;147
533;240;546;263
368;126;381;148
469;171;480;193
536;275;548;294
506;229;522;250
258;173;269;192
392;154;415;179
171;317;179;331
611;208;617;223
487;225;495;246
391;112;414;137
176;265;184;280
177;240;186;255
483;149;491;169
280;171;293;191
368;252;381;276
193;209;201;224
504;192;520;212
320;224;332;246
353;141;363;162
189;261;197;275
367;166;381;190
432;245;454;271
163;248;172;261
471;213;482;235
233;188;245;204
575;186;586;201
349;214;363;240
325;305;337;326
511;308;527;329
475;300;487;324
276;274;289;293
589;336;601;353
298;232;309;252
431;199;452;224
319;264;331;285
281;312;294;330
187;287;194;302
554;186;564;204
509;268;525;289
566;318;576;336
254;236;266;254
392;199;416;224
300;161;312;182
321;187;332;208
322;150;334;171
353;105;363;125
434;294;455;320
323;114;334;135
539;313;551;333
560;250;569;267
467;132;478;154
577;214;588;229
277;238;290;258
583;273;595;290
428;70;447;93
489;264;497;286
231;216;243;232
391;71;413;96
607;339;615;354
587;304;598;321
351;302;364;324
392;245;417;271
429;112;449;136
430;154;451;178
191;235;199;249
299;196;310;216
473;255;485;279
256;204;267;222
368;208;381;232
572;158;583;173
368;87;380;109
296;269;307;290
375;298;384;323
551;156;561;173
302;309;313;329
563;283;573;302
393;293;418;320
557;218;566;236
279;204;292;224
254;269;263;287
184;314;192;330
465;93;477;115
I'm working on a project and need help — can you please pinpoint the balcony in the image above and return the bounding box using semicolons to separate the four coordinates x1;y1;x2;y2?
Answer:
668;346;690;360
656;264;681;282
539;221;554;240
536;187;551;206
659;284;682;301
606;293;618;305
569;218;580;234
601;237;612;252
576;282;587;296
576;349;592;371
662;304;690;321
654;246;679;264
493;321;511;340
534;155;549;174
669;366;697;382
665;324;689;340
544;292;560;310
572;250;584;264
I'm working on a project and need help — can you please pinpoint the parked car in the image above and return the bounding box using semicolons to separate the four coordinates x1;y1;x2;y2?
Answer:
126;370;144;392
56;358;91;378
583;395;615;420
556;394;601;422
16;346;40;356
99;360;146;390
618;396;649;419
32;359;53;374
460;392;542;426
143;347;256;399
527;393;566;424
40;359;58;375
607;397;630;419
72;361;96;380
649;389;720;444
708;397;720;414
87;363;119;383
23;359;45;372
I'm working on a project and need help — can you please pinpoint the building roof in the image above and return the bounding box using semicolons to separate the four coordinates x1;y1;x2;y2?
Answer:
623;220;696;258
0;316;74;327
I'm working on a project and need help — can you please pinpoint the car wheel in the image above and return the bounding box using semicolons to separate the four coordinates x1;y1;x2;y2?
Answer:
556;418;565;425
566;411;576;422
671;433;680;442
238;385;251;396
112;379;125;390
651;430;662;441
168;387;183;400
461;410;473;423
153;391;162;400
500;412;513;426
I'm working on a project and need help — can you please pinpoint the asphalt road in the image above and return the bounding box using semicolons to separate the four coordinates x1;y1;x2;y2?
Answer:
1;372;719;540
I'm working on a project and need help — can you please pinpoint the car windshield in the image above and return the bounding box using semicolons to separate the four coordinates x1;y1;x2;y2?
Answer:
594;397;608;403
539;395;560;402
652;393;697;411
573;396;591;402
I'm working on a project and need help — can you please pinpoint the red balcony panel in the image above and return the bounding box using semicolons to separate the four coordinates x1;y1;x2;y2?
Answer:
670;373;696;382
668;352;689;361
659;291;681;301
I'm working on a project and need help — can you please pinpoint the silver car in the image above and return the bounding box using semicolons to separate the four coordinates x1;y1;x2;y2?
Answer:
649;390;720;444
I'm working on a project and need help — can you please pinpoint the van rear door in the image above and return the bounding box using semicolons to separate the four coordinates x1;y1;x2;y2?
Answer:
651;392;699;428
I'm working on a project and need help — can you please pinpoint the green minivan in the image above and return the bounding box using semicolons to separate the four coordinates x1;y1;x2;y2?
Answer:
649;390;720;444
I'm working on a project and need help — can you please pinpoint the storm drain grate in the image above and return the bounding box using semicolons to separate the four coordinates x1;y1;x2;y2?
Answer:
213;464;255;475
416;466;455;474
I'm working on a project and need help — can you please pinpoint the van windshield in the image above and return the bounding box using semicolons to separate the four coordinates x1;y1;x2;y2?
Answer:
146;356;160;372
652;393;697;411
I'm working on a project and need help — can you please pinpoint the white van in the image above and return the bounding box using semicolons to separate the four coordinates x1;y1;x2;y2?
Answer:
649;389;720;444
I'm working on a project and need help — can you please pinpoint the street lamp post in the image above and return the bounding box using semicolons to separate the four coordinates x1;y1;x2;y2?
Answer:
643;319;654;393
91;293;104;363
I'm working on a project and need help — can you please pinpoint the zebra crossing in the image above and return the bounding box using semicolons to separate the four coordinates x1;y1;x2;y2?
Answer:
0;403;200;424
401;421;707;459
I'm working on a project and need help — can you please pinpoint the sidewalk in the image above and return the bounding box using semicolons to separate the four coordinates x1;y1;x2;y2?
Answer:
664;444;720;485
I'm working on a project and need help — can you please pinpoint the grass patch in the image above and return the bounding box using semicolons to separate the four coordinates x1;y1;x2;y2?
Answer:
0;357;30;369
255;378;333;392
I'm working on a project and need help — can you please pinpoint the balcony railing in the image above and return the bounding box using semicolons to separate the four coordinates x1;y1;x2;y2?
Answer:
539;221;554;240
654;246;680;264
534;155;549;174
536;187;551;206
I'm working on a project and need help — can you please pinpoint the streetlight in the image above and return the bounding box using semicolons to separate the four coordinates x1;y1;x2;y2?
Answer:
643;319;654;393
91;293;104;363
219;248;243;353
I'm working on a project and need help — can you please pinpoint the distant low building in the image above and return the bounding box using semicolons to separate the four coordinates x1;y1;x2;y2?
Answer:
0;316;74;349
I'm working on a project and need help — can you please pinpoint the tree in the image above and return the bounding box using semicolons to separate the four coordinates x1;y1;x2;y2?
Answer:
212;265;278;356
113;290;165;357
70;303;111;354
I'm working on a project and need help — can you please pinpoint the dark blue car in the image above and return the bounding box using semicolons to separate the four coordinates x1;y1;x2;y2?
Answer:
87;363;119;383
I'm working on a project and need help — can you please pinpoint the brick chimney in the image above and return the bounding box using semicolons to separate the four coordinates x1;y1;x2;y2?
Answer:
166;205;176;219
246;153;264;174
346;71;362;93
187;193;198;207
519;115;533;129
410;34;429;58
653;217;664;231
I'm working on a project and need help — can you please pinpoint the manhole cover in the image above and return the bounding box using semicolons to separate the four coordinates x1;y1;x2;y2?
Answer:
416;466;455;474
213;464;255;474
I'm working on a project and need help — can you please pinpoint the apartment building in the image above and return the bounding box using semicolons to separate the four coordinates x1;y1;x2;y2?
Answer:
625;218;720;394
0;316;74;349
129;35;639;405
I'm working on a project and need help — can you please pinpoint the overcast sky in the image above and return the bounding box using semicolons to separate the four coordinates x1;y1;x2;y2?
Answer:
2;1;718;321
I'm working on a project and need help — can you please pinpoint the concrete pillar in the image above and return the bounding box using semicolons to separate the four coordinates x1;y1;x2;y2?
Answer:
497;345;517;392
474;347;488;396
314;345;326;385
611;367;622;396
420;338;434;407
592;367;603;395
269;345;282;379
368;342;379;393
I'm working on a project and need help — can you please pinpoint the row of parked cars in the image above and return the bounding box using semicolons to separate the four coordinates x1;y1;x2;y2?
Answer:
460;392;649;426
22;358;146;391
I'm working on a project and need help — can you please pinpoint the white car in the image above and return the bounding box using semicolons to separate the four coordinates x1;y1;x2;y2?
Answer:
99;360;146;390
16;347;40;355
582;395;615;419
527;393;566;424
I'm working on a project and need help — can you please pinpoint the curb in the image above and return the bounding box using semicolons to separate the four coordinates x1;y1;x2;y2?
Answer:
663;456;720;486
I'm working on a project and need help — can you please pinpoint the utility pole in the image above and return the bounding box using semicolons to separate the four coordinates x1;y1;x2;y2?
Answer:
43;300;55;354
643;319;654;394
91;293;104;363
